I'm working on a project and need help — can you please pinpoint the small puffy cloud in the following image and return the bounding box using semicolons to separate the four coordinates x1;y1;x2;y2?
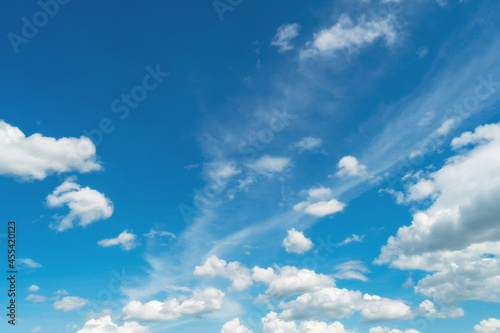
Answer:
76;315;150;333
46;178;114;232
26;294;47;303
55;289;69;295
261;312;354;333
28;285;40;292
294;187;345;218
338;234;364;246
18;258;42;269
122;288;224;321
253;266;335;299
369;327;420;333
271;23;301;53
336;156;368;178
303;14;396;57
194;256;253;292
98;230;138;251
294;137;322;151
283;228;314;254
221;318;253;333
333;261;370;282
248;155;291;175
416;300;463;319
473;318;500;333
53;296;88;312
0;120;101;180
206;161;241;186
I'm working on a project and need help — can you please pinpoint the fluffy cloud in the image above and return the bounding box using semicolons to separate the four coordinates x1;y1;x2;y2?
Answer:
25;294;47;303
262;312;353;333
416;300;463;319
377;123;500;303
294;187;345;217
53;296;88;312
369;327;420;333
294;137;323;151
194;256;253;292
122;288;224;321
272;23;301;53
303;14;396;56
473;318;500;333
336;156;368;178
0;120;101;180
220;318;253;333
76;315;150;333
278;288;412;323
283;228;314;254
28;285;40;292
98;230;138;251
248;155;291;175
253;266;335;300
46;178;114;232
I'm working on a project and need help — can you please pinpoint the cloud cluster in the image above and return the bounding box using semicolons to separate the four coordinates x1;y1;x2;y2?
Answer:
194;255;253;292
294;187;345;217
53;296;88;312
0;120;101;180
473;318;500;333
76;315;150;333
46;178;114;232
220;318;253;333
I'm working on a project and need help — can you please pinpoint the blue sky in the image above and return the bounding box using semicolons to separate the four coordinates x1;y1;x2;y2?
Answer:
1;0;500;332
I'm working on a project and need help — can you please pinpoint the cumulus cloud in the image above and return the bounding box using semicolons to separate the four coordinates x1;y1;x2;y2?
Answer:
248;155;291;175
278;288;412;323
46;178;114;232
303;14;397;57
53;296;88;312
76;315;150;333
376;123;500;303
271;23;301;53
333;261;370;282
262;312;354;333
294;137;322;151
473;318;500;333
294;187;345;217
28;285;40;292
369;327;420;333
194;256;253;292
220;318;253;333
0;120;101;180
25;294;47;303
98;230;139;251
283;228;314;254
416;300;463;319
336;156;368;178
122;288;224;321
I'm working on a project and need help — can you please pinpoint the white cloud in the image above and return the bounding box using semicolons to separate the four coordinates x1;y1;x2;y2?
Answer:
18;258;42;269
474;318;500;333
336;156;368;178
262;312;353;333
271;23;301;53
333;261;370;282
283;228;314;254
55;289;69;295
221;318;253;333
435;118;456;135
144;229;176;239
416;300;463;319
0;120;101;180
253;266;335;300
46;178;114;232
294;137;322;151
278;288;412;323
294;187;345;217
206;161;241;186
194;256;253;292
304;14;397;56
53;296;88;312
28;285;40;292
98;230;138;251
369;327;420;333
248;155;291;175
32;327;42;333
25;294;47;303
122;288;224;321
338;234;364;246
76;315;150;333
377;123;500;303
